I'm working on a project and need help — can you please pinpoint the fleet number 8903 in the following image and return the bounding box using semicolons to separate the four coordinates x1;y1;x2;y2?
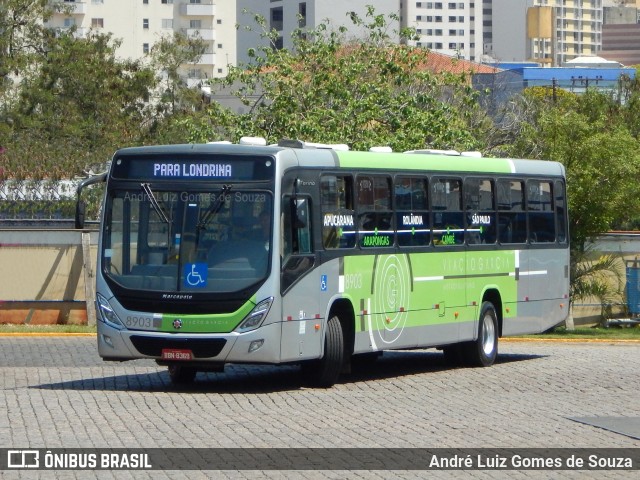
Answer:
125;316;153;328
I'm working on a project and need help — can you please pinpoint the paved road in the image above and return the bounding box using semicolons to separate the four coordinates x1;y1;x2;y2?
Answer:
0;336;639;479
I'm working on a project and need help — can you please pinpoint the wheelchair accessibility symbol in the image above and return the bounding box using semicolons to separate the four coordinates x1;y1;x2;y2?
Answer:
184;263;207;288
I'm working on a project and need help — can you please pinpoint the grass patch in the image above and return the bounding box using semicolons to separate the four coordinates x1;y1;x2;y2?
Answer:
0;324;97;334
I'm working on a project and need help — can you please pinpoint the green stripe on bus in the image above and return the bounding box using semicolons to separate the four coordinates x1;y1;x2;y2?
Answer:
335;151;514;174
160;298;256;333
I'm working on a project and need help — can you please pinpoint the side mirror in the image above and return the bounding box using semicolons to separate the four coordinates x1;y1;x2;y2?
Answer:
295;198;308;229
75;200;86;229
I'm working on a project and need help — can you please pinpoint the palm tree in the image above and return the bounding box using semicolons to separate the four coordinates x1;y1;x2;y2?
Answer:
568;247;623;329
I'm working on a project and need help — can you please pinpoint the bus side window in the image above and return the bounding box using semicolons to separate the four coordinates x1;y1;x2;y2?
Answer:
432;178;463;246
281;195;315;292
497;179;527;244
527;180;555;243
464;178;496;245
293;198;312;254
395;176;430;247
320;175;356;249
555;180;568;244
357;175;393;248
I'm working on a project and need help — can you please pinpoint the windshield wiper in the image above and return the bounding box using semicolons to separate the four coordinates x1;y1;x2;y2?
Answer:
141;183;169;224
197;185;231;231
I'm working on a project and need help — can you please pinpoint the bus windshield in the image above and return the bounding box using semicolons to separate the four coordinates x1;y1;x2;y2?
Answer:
102;185;272;294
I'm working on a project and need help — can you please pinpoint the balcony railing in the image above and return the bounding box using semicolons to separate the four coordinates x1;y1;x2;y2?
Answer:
196;53;215;65
180;1;215;17
54;0;87;15
182;28;215;41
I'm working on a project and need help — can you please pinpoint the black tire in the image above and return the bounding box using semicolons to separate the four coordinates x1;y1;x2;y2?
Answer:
462;301;499;367
303;315;344;388
168;365;197;385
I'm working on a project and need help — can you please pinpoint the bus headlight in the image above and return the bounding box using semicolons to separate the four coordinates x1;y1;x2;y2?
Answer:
97;293;124;328
236;297;273;332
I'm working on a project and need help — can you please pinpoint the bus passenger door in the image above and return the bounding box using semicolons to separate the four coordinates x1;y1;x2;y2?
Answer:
280;196;322;362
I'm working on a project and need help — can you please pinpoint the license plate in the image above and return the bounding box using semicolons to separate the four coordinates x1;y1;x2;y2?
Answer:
161;349;193;361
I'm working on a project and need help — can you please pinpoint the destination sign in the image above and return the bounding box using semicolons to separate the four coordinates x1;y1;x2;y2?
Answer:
110;153;274;181
153;163;232;178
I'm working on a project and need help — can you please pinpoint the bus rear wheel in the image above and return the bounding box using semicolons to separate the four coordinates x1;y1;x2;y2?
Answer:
302;314;344;388
167;365;197;384
463;301;498;367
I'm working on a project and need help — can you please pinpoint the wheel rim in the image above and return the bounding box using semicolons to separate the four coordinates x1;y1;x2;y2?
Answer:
481;313;496;356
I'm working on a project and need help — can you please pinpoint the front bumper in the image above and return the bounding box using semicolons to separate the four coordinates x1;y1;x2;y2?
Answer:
97;321;283;364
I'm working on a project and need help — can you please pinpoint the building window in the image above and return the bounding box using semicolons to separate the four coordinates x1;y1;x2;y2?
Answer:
162;19;173;29
143;18;149;29
143;43;150;54
270;7;283;31
188;68;202;79
272;36;284;50
91;18;104;28
63;18;76;27
161;0;173;4
298;3;307;28
190;19;201;29
143;0;148;4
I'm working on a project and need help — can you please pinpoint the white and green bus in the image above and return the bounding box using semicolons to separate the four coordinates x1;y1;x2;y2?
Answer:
76;138;569;387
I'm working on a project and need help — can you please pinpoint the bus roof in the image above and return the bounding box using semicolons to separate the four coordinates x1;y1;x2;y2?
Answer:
333;150;565;177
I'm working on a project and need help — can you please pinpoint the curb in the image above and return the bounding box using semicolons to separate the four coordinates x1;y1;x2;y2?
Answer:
502;337;640;344
0;333;638;344
0;332;96;337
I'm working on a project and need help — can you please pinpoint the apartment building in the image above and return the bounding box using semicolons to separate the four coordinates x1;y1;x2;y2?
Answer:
235;0;398;65
44;0;237;86
404;1;604;66
532;0;603;66
401;1;487;62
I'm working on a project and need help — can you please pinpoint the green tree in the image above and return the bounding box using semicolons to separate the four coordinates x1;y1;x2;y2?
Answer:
187;8;486;151
1;30;156;180
150;31;207;116
0;0;63;91
494;88;640;251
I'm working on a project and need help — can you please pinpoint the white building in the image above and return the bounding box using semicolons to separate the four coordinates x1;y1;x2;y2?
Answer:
235;0;399;65
42;0;610;78
45;0;238;85
401;1;488;62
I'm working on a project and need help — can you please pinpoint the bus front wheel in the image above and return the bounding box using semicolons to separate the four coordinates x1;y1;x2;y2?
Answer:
463;301;498;367
167;365;197;384
302;314;344;388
